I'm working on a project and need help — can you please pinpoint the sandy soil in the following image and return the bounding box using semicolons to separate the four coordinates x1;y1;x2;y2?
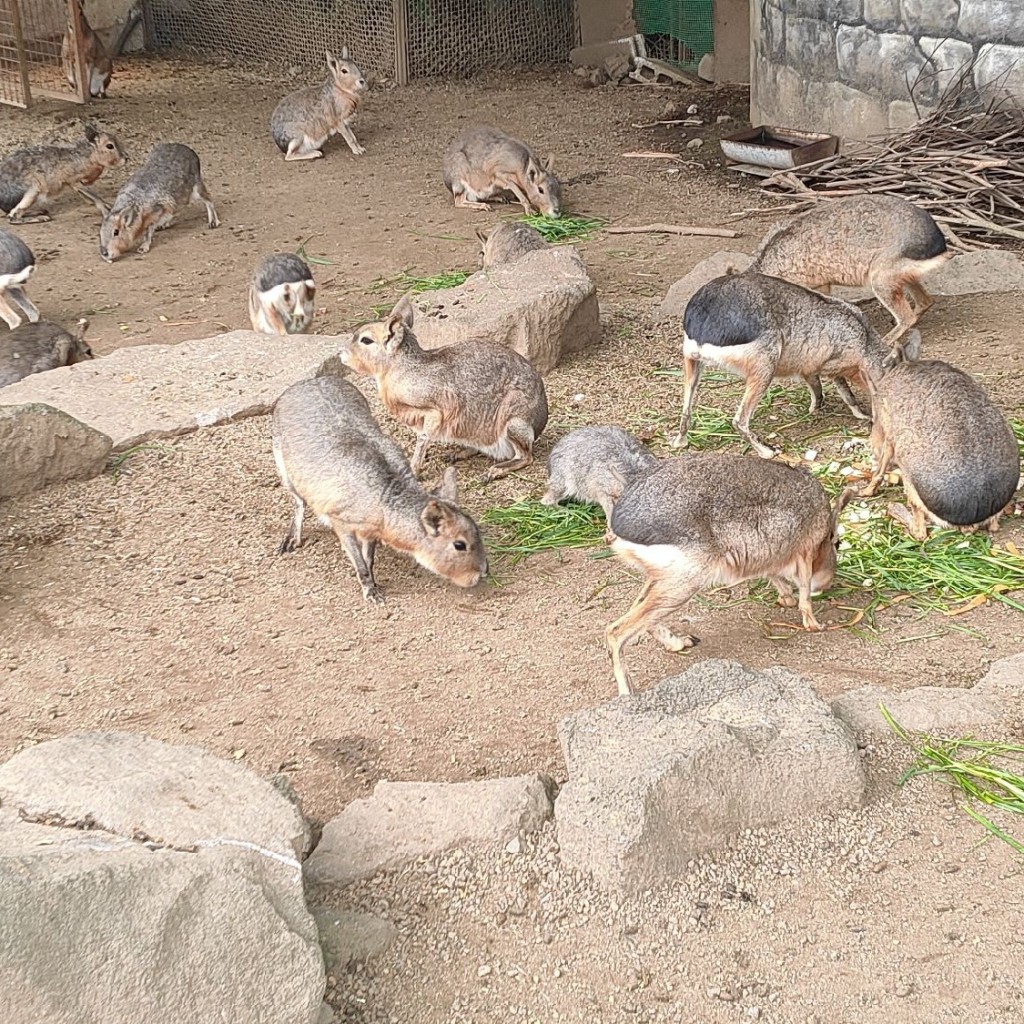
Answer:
1;57;1023;1024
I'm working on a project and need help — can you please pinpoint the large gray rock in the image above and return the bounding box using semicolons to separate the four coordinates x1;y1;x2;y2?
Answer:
900;0;959;35
974;44;1024;99
409;247;600;375
0;731;310;858
0;732;323;1024
555;660;866;892
836;26;934;103
920;37;975;96
785;17;839;80
305;774;554;886
959;0;1024;46
0;331;345;451
657;251;752;322
863;0;902;31
832;653;1024;737
0;402;112;498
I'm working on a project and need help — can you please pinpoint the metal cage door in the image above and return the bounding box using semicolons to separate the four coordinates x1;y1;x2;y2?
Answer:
1;0;89;107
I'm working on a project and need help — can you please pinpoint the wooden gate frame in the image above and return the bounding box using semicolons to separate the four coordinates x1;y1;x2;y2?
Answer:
2;0;88;107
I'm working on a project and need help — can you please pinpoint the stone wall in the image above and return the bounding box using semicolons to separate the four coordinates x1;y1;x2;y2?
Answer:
750;1;1024;138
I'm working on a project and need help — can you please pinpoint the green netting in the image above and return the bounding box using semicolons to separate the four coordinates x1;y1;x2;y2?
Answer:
633;0;713;70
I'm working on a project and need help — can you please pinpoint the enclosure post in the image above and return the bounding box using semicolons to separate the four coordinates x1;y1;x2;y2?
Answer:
68;0;89;103
8;0;33;108
392;0;409;86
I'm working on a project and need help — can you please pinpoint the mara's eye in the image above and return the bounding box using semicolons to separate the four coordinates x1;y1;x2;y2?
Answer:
105;143;114;150
359;334;373;345
453;540;467;552
340;67;349;74
112;228;119;237
538;186;545;193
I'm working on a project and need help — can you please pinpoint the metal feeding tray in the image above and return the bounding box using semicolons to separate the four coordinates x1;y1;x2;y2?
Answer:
720;125;841;171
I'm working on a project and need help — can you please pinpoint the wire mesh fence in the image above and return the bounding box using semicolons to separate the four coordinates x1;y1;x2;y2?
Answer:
632;0;713;72
144;0;578;83
0;0;86;107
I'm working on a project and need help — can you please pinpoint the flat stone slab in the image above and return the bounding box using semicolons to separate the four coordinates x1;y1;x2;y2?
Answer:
832;652;1024;738
411;247;600;375
555;660;865;893
305;774;554;887
0;402;112;498
0;331;346;451
0;730;310;859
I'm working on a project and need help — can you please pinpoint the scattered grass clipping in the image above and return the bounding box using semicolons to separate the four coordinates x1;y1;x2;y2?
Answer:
519;214;604;244
481;500;607;564
882;705;1024;855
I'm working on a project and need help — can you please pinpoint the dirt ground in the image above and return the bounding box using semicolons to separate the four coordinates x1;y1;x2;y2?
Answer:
2;57;1023;1024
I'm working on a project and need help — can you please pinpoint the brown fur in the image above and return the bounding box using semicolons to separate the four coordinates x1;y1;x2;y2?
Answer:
272;375;487;605
605;453;849;694
270;49;367;161
0;125;126;223
750;195;950;350
443;126;561;216
339;296;548;481
861;358;1020;540
97;143;218;261
61;1;113;99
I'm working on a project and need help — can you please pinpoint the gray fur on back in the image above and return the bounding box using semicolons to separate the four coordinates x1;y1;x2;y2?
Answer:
482;222;549;268
752;195;947;276
610;453;831;551
546;426;657;506
0;321;76;387
0;229;34;275
253;253;313;292
878;359;1019;525
273;375;421;515
112;143;201;212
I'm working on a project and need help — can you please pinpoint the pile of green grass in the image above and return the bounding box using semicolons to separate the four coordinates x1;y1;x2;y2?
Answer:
883;706;1024;855
481;500;607;564
519;214;604;244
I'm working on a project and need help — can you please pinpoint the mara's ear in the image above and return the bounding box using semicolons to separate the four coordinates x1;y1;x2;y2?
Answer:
121;206;137;227
902;328;922;362
526;161;538;183
74;317;90;341
475;226;489;245
389;293;415;329
543;154;555;172
831;486;856;528
326;50;338;73
437;466;458;503
420;499;453;537
340;44;351;60
84;123;99;143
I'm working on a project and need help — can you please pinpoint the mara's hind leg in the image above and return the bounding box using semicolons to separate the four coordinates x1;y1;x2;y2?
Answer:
906;276;935;315
804;374;824;415
793;552;826;631
833;376;870;420
7;187;49;224
285;136;325;161
669;354;702;449
484;421;535;481
770;576;797;608
453;188;491;212
6;286;40;323
193;179;220;228
277;490;305;554
870;270;918;345
0;290;24;328
648;622;696;653
607;573;702;696
860;434;895;498
731;364;777;459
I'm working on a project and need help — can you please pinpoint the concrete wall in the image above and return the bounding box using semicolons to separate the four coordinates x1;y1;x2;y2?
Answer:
750;0;1024;138
578;0;636;45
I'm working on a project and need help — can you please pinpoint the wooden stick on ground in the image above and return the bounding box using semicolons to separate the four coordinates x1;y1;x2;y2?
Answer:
606;223;740;238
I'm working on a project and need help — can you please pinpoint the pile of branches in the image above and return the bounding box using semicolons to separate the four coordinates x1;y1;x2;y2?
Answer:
757;63;1024;250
